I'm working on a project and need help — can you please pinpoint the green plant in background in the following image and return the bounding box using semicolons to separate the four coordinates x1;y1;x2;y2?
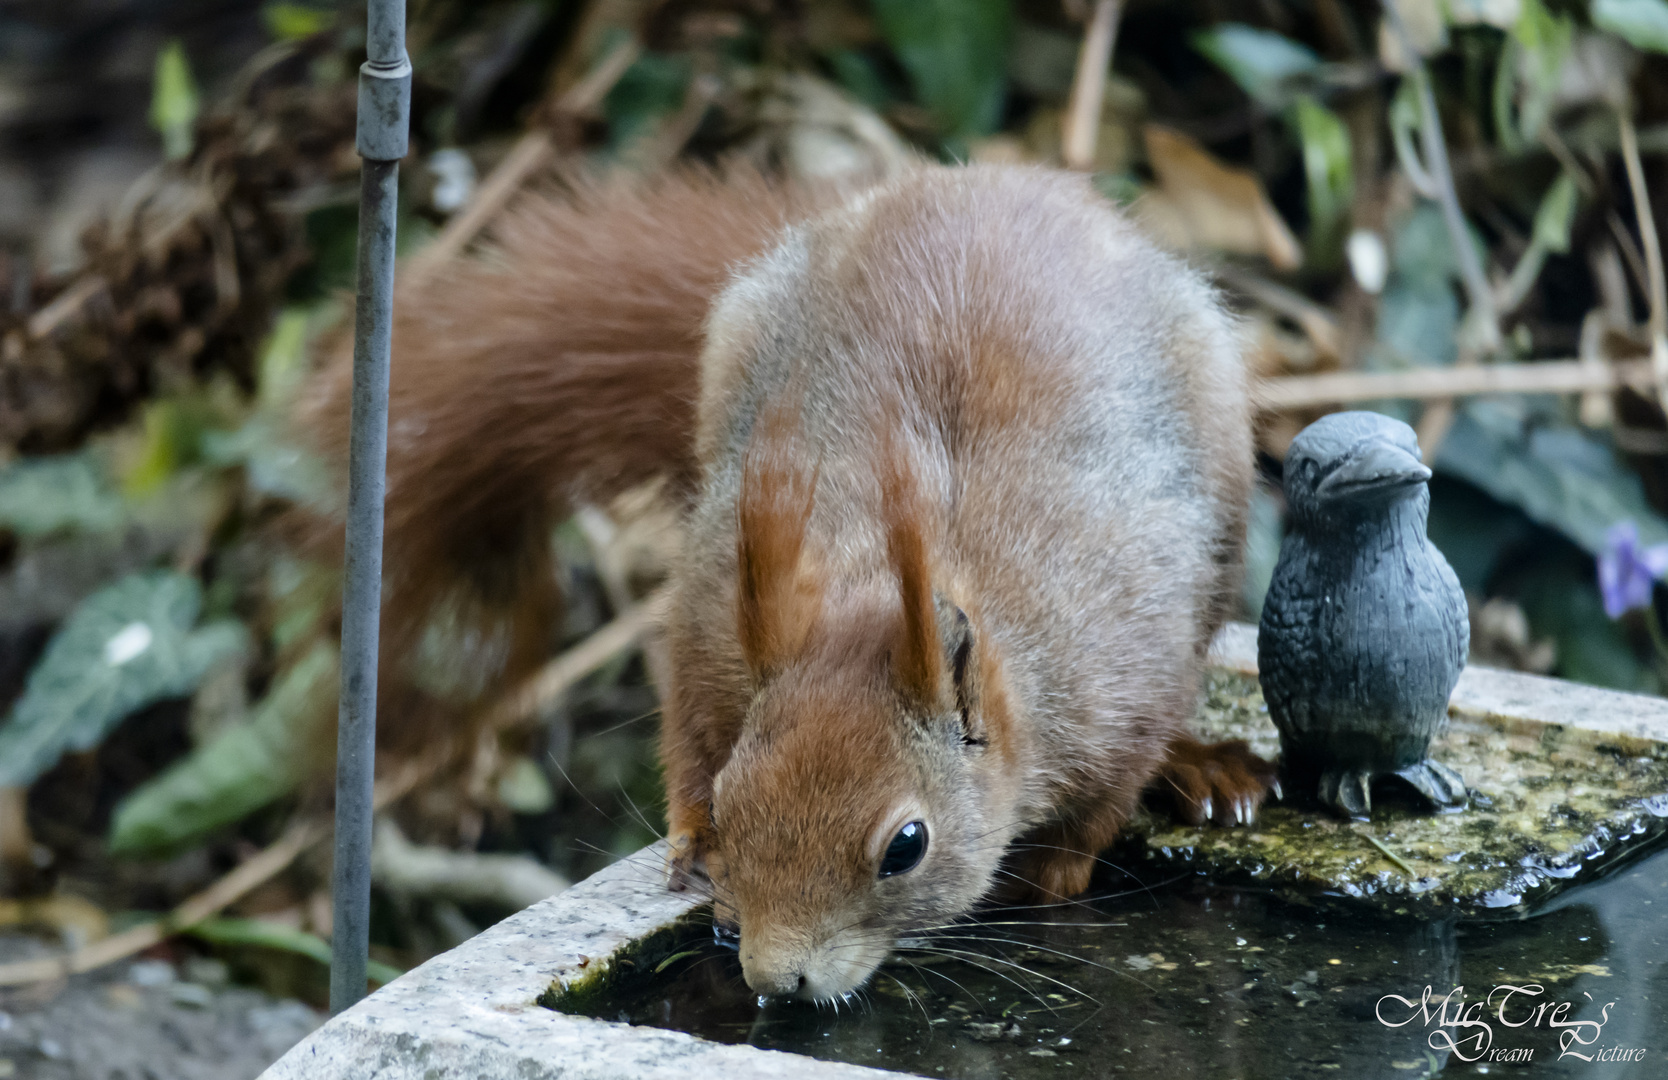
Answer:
149;40;201;161
188;916;403;984
1593;0;1668;55
1192;24;1350;259
1493;0;1574;154
0;455;126;539
1291;96;1352;260
109;642;338;856
1497;170;1579;313
0;572;248;788
1190;22;1321;110
869;0;1010;152
261;2;334;42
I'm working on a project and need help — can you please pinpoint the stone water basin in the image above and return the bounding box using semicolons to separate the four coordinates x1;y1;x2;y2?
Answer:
263;626;1668;1080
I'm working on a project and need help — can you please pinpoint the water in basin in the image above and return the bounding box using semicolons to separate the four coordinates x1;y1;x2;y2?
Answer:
565;844;1666;1079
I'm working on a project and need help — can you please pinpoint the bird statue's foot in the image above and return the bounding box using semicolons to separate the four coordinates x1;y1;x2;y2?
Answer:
1315;760;1468;818
1317;768;1375;818
1393;759;1468;808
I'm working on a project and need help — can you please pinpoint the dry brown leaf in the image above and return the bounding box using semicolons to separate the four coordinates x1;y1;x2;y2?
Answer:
1136;126;1302;271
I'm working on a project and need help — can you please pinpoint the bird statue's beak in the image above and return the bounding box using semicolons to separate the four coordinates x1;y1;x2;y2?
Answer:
1315;438;1432;502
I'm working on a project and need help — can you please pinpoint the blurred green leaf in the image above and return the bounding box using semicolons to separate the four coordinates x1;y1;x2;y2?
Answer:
1444;0;1524;29
1517;558;1656;692
605;48;692;152
1435;401;1668;556
1494;0;1572;151
1376;281;1459;368
0;572;247;787
1372;204;1471;369
1192;23;1320;109
826;49;894;111
870;0;1010;144
257;309;313;411
1291;97;1352;234
261;2;333;41
200;416;334;507
108;642;335;856
149;40;200;161
0;455;125;539
124;398;220;498
267;555;338;653
1592;0;1668;54
1530;171;1578;254
1391;203;1484;291
497;755;555;815
187;917;402;984
1426;477;1538;592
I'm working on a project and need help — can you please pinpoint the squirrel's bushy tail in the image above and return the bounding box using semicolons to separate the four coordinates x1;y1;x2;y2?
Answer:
296;167;813;739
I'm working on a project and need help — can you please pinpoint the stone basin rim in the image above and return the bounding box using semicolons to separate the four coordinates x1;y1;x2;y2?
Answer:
261;623;1668;1079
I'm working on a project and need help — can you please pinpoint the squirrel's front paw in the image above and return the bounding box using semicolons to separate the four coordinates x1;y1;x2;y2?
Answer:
1153;737;1280;827
666;801;722;892
1000;848;1097;905
665;828;709;891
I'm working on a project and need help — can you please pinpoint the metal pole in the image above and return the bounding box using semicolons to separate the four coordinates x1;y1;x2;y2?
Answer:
330;0;409;1017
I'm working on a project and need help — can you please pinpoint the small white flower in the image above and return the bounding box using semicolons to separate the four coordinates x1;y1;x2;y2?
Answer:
103;622;154;666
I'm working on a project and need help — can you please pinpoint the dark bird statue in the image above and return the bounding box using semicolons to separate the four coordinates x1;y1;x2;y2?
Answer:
1258;411;1469;817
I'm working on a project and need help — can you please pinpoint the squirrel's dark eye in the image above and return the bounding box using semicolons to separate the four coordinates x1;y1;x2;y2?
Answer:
879;821;928;878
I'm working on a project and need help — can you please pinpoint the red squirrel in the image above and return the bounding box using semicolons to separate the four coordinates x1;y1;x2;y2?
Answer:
300;163;1277;1003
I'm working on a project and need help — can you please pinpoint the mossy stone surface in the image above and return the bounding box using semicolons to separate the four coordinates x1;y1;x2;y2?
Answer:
1115;671;1668;917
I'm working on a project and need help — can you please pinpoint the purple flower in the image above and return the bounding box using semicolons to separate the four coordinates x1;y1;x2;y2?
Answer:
1598;521;1668;620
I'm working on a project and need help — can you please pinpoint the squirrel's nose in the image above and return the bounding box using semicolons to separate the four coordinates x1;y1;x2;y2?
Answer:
743;966;804;997
741;956;805;998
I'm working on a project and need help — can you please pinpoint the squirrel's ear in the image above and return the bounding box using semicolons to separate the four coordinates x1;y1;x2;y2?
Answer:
736;401;822;679
882;429;944;708
942;599;985;745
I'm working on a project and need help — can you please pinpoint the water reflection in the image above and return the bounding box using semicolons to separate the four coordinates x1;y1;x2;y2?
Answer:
583;846;1668;1079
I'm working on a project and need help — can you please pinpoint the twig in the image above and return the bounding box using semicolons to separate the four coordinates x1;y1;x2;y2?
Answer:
1619;110;1668;412
25;275;107;340
574;508;671;693
1381;1;1499;458
1363;833;1417;877
1381;16;1496;342
402;36;641;290
1062;0;1122;171
482;586;671;732
1578;310;1615;428
1254;358;1655;410
1214;263;1342;360
372;820;569;910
